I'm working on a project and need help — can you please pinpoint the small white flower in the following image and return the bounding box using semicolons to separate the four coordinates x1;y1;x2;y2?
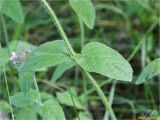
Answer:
9;52;17;61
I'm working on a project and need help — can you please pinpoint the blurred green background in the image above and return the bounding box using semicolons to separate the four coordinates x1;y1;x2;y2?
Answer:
0;0;159;119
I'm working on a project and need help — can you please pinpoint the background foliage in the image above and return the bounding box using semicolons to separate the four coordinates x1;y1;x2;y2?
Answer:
0;0;159;120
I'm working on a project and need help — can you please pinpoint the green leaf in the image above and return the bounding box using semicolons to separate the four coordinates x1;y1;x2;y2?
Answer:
0;101;10;113
56;88;84;109
136;58;160;85
19;70;35;93
135;0;153;12
0;0;4;10
51;60;75;82
10;90;38;108
0;48;8;67
40;92;53;101
19;40;70;93
0;100;10;119
0;0;24;23
19;40;69;71
41;99;66;120
9;41;36;52
73;42;133;81
16;108;37;120
75;112;93;120
150;110;159;116
69;0;96;29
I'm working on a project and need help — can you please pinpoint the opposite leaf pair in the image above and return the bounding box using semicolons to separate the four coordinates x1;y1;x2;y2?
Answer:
18;40;133;93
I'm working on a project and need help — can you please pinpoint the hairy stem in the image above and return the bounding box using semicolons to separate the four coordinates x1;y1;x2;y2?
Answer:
40;0;117;119
40;0;74;56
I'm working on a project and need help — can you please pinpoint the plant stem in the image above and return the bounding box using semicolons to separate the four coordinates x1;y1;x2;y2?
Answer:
78;15;85;49
33;76;42;105
1;14;14;120
2;66;15;120
103;80;116;120
80;18;158;118
82;70;117;120
40;0;117;119
1;14;10;54
78;15;88;111
40;0;74;56
69;88;80;120
82;79;111;96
